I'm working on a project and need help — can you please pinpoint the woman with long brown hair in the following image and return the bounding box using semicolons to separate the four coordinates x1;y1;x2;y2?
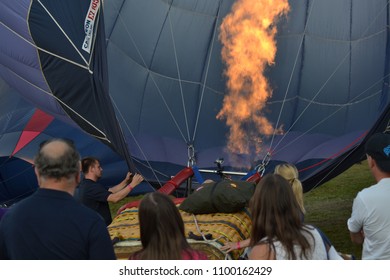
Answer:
221;163;305;252
248;174;327;259
129;192;207;260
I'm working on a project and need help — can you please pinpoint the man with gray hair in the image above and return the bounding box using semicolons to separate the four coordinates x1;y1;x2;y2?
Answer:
0;139;116;259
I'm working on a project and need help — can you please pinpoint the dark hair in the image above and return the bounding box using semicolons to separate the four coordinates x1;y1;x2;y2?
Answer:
365;133;390;173
132;192;193;259
81;157;99;173
249;174;313;259
34;138;80;180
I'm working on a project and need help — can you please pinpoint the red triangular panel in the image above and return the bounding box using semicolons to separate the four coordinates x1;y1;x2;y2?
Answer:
11;109;54;156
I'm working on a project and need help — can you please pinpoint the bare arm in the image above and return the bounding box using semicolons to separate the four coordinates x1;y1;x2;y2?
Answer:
248;244;275;260
107;173;144;203
108;172;132;194
350;229;364;245
221;238;251;253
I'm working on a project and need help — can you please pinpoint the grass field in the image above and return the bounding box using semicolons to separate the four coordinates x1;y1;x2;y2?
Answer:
110;160;375;260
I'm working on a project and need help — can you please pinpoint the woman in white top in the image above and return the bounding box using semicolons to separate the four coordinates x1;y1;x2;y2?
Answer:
248;174;327;260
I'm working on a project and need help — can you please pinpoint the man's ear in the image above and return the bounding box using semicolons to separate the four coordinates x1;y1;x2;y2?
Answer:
34;166;41;186
75;171;81;185
367;155;375;169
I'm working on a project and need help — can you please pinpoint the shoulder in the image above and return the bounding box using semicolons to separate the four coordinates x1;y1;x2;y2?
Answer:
354;181;384;202
249;243;274;260
80;179;100;187
304;226;324;243
302;225;323;241
79;180;107;194
358;179;390;195
378;177;390;185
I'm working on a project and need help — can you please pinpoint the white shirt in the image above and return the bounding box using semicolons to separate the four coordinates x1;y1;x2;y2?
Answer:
272;226;327;260
249;226;327;260
348;178;390;259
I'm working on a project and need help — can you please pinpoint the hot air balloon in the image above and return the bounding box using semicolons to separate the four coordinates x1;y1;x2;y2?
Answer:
102;0;390;191
0;0;389;204
0;76;134;205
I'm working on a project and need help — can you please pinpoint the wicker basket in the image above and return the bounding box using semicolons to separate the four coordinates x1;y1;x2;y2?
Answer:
108;206;252;260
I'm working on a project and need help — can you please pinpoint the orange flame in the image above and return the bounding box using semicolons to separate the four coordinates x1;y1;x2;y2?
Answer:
218;0;290;157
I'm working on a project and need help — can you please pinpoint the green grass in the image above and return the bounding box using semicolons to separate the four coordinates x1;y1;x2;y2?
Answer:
110;161;375;260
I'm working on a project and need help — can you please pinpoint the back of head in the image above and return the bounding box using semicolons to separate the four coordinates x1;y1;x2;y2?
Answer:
274;163;305;214
81;157;99;174
34;138;80;180
274;163;298;181
365;132;390;173
136;192;188;259
250;174;301;231
250;173;311;259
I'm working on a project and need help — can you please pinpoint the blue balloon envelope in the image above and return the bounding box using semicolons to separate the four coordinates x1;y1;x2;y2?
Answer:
0;0;389;205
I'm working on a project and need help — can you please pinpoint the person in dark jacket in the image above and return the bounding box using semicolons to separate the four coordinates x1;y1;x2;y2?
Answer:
0;138;116;260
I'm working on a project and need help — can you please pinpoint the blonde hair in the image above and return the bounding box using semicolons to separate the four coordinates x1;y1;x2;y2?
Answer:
274;163;305;214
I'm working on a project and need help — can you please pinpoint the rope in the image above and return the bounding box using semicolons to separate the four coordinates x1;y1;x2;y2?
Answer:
109;1;188;143
273;89;383;157
306;134;365;191
270;0;390;157
2;66;110;142
192;1;222;143
0;22;89;71
37;0;90;68
191;214;224;242
190;213;239;260
269;0;317;150
110;99;166;189
168;14;191;141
